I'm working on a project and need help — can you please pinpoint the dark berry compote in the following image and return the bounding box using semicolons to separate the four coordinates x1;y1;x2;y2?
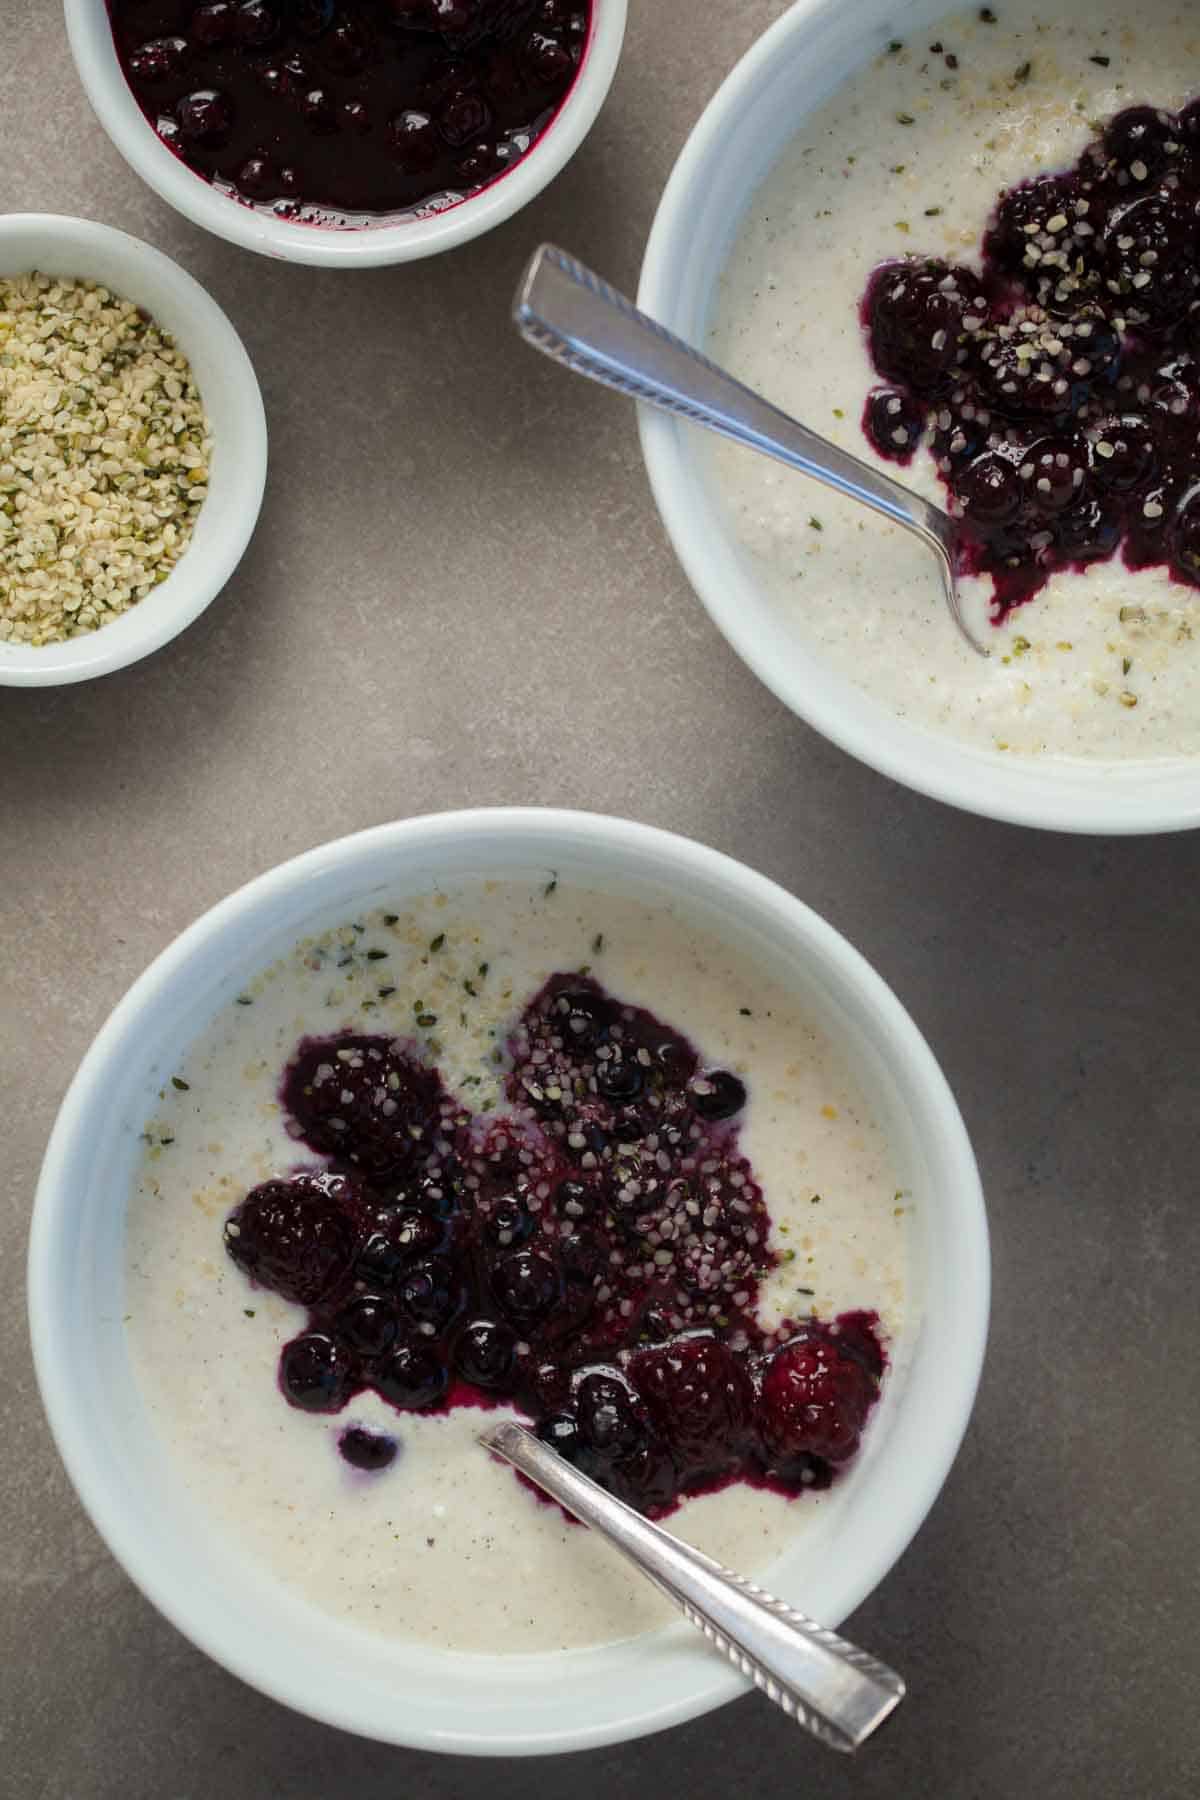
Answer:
860;100;1200;619
107;1;591;225
222;972;886;1518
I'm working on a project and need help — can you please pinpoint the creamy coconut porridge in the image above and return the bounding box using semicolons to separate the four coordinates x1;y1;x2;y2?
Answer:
124;878;911;1654
709;0;1200;758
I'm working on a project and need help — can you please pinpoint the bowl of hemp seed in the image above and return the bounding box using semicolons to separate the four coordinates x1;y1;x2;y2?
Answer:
0;213;266;686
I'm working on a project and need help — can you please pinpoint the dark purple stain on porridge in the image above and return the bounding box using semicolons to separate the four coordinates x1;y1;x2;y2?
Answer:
222;973;885;1519
107;0;590;225
860;98;1200;617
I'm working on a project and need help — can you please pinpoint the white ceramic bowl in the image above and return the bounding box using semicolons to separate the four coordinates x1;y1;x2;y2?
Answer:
638;0;1200;835
64;1;627;268
29;808;988;1755
0;213;266;687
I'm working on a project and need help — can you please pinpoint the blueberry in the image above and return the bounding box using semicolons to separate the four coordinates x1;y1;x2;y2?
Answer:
325;17;373;71
236;2;281;46
301;87;337;133
1151;353;1200;428
176;89;235;146
281;51;317;91
454;1318;517;1389
929;410;987;469
1021;436;1089;515
293;0;335;37
484;1197;534;1248
1091;415;1157;492
375;1340;448;1410
436;88;492;147
687;1069;747;1121
523;28;573;84
551;985;615;1046
575;1371;643;1457
1053;495;1122;564
1171;487;1200;582
955;452;1022;526
128;37;188;83
537;1409;583;1461
338;1426;398;1471
280;1332;355;1412
255;62;288;97
393;1169;458;1217
355;1210;446;1285
1103;106;1182;182
430;0;476;28
458;141;504;185
653;1037;695;1083
555;1179;595;1220
595;1056;643;1102
491;1247;561;1324
977;308;1082;417
863;386;925;462
1103;192;1198;325
388;109;440;172
398;1257;466;1331
526;1358;573;1412
191;3;237;46
237;155;279;199
985;174;1078;278
341;99;372;133
335;1293;400;1360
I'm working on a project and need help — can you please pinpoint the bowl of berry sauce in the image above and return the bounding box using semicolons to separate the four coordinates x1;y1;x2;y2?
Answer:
64;2;625;266
29;809;987;1753
639;0;1200;832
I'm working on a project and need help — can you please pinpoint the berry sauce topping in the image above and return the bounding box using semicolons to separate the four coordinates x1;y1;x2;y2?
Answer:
107;1;591;226
859;101;1200;618
222;974;885;1520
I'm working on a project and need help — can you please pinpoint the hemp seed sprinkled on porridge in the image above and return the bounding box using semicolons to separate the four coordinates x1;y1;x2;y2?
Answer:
0;273;211;646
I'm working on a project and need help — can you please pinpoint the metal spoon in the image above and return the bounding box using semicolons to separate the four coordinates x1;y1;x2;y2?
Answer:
480;1418;905;1754
513;244;988;658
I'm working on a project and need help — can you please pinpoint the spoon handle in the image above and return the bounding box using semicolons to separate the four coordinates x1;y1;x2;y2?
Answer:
512;242;950;544
481;1419;904;1754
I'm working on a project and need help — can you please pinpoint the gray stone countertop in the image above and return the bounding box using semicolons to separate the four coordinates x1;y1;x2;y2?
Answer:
3;3;1200;1795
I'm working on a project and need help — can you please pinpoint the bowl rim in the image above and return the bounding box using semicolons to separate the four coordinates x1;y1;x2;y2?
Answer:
62;0;628;268
0;210;267;686
636;0;1200;836
28;807;989;1754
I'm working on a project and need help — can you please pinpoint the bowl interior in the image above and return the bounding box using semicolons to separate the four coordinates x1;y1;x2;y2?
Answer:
637;0;1200;834
30;812;986;1754
64;0;627;268
0;216;265;685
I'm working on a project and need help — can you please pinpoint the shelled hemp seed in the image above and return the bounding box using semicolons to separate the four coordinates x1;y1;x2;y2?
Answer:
0;273;211;645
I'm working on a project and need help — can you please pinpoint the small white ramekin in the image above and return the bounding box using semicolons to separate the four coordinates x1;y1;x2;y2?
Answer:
0;212;266;687
28;808;988;1755
638;0;1200;835
63;2;627;268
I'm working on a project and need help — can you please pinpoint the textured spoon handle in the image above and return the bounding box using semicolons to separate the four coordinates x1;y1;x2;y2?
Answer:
482;1419;904;1754
512;242;948;540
